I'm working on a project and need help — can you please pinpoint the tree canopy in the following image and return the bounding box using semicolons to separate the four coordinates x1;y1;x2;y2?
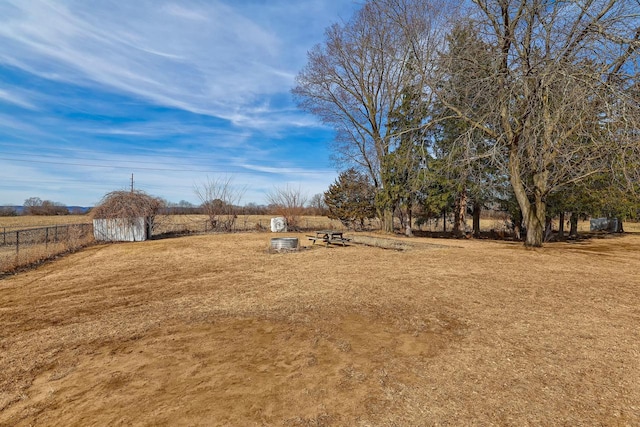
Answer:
297;0;640;246
324;168;376;230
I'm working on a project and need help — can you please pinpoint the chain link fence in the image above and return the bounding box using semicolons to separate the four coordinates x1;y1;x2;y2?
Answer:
151;215;353;236
1;224;94;273
0;215;374;273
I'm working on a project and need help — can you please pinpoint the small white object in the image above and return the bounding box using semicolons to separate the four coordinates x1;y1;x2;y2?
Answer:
270;217;287;232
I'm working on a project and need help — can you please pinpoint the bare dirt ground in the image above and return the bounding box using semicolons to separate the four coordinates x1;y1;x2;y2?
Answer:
1;232;639;426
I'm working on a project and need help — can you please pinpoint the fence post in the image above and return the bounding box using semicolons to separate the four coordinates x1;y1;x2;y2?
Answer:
16;230;19;255
46;227;49;249
55;225;58;243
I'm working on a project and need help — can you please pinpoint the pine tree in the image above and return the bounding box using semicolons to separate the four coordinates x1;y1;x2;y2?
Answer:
324;169;376;230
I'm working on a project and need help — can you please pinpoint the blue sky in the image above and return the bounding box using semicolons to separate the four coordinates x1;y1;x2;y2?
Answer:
0;0;359;206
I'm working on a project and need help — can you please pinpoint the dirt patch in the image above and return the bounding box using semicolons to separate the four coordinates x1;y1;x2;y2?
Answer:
4;314;455;426
1;233;639;425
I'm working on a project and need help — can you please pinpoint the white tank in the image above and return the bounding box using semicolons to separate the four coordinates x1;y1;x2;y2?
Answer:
270;217;287;232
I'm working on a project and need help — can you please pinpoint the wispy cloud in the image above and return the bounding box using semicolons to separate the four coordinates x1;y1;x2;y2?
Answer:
0;88;37;110
0;0;299;126
0;0;356;205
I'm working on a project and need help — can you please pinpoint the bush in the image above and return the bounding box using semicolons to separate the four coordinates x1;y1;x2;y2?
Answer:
0;206;18;217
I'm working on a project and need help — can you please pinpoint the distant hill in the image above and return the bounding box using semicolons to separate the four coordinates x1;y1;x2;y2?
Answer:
66;206;92;214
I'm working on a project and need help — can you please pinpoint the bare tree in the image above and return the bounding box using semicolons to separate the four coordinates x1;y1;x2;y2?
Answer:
0;206;18;217
194;176;246;232
23;197;43;215
23;197;69;215
92;190;165;234
439;0;640;246
293;0;451;232
308;193;328;216
266;184;308;231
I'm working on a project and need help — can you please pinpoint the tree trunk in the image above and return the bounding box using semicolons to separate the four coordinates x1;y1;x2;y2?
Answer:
453;191;467;237
558;211;565;241
442;209;447;233
509;152;546;247
398;207;406;230
524;206;545;247
569;212;578;237
382;207;394;233
513;207;523;240
472;201;481;238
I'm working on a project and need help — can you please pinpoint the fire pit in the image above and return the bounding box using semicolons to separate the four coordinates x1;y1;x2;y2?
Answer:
270;237;299;251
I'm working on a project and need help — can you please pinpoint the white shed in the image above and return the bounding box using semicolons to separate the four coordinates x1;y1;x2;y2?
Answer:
93;217;151;242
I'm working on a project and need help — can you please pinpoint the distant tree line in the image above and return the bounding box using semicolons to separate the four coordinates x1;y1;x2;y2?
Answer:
23;197;70;216
2;191;329;220
0;198;90;216
0;206;19;216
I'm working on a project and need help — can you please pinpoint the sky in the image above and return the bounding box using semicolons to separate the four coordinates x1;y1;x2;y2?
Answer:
0;0;360;207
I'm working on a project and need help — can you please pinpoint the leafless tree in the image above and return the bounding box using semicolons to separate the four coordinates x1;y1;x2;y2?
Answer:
293;0;452;232
92;190;165;233
308;193;328;216
23;197;70;215
266;184;308;231
438;0;640;246
194;176;246;232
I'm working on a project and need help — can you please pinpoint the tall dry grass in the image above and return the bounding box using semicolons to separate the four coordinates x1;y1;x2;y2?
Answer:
0;215;92;230
0;224;94;273
153;214;348;234
4;213;638;234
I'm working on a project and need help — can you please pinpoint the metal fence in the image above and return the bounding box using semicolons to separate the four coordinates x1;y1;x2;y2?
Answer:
0;216;373;273
1;224;94;272
150;215;353;236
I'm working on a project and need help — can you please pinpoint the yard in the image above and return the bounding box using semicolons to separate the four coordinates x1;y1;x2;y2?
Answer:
1;231;639;425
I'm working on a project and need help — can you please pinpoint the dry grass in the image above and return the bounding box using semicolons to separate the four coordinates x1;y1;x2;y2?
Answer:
622;221;640;233
154;214;345;234
0;215;92;230
0;215;345;233
1;231;639;425
0;224;95;273
4;213;638;234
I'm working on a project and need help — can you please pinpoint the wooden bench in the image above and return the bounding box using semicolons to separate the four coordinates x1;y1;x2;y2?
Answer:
328;237;351;246
307;234;351;247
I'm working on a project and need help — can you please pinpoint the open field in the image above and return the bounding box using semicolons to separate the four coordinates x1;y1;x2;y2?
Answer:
0;215;92;230
1;232;639;425
3;213;639;233
0;215;343;234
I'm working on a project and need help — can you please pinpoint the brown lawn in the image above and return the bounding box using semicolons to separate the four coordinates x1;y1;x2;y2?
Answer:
1;232;639;426
0;215;92;229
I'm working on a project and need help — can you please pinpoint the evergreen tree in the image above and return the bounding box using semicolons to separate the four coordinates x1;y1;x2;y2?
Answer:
324;169;376;230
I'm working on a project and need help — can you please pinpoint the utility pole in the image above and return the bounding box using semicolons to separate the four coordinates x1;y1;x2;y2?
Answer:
130;173;134;192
